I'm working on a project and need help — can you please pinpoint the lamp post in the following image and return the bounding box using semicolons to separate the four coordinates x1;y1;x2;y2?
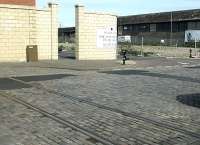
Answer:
170;12;173;47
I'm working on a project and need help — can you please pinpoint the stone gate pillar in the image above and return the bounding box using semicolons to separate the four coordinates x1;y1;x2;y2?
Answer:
75;5;117;60
49;3;59;60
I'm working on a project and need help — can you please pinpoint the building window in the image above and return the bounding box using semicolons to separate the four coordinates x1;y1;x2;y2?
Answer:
122;25;132;35
172;23;179;32
118;26;123;35
188;22;196;30
196;22;200;29
156;22;187;32
188;21;200;30
150;24;156;32
123;25;132;31
132;24;150;32
123;26;128;30
179;22;187;32
156;23;171;32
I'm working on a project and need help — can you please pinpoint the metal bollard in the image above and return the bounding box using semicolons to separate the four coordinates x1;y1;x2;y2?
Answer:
189;49;192;58
122;50;127;65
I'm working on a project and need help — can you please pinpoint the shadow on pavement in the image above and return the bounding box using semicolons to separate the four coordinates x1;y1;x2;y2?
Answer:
186;66;200;69
13;74;75;82
177;94;200;108
0;78;31;90
100;70;200;83
0;74;75;90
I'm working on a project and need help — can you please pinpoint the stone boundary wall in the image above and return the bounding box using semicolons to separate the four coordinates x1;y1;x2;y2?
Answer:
126;45;200;58
75;5;117;60
142;46;200;58
0;3;58;62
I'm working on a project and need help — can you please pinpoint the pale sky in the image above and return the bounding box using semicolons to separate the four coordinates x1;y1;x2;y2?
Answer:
37;0;200;27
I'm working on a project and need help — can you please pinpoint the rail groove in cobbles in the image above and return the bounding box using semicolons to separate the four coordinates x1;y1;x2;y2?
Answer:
0;92;116;145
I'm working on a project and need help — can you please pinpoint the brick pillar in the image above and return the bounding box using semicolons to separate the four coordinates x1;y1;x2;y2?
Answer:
75;5;85;60
49;3;58;60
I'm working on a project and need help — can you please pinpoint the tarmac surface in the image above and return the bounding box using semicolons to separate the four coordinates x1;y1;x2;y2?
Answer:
0;57;200;145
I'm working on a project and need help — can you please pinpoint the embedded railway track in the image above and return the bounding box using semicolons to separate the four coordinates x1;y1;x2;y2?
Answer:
0;92;116;145
5;77;200;143
0;92;150;145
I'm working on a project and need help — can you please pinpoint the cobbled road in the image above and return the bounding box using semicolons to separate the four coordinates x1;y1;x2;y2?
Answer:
0;58;200;145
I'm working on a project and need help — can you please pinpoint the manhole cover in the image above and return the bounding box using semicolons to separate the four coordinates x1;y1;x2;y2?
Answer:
176;94;200;108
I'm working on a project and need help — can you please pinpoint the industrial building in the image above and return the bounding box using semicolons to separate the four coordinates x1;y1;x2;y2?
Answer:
58;27;75;43
118;9;200;45
59;9;200;46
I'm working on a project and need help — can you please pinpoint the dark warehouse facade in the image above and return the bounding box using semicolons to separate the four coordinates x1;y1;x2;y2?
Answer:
118;9;200;45
58;27;75;43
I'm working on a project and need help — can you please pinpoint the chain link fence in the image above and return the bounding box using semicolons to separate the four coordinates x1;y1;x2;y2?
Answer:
118;35;200;58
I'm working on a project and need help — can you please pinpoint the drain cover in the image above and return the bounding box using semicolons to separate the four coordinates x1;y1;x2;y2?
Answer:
177;94;200;108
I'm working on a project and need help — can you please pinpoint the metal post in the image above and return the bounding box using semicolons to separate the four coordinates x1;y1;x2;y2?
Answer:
141;36;144;56
170;12;173;47
195;37;197;56
50;3;53;61
122;50;127;65
189;48;192;58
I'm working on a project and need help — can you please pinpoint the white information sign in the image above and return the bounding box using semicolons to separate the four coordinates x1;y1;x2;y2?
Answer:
185;30;200;42
97;27;117;49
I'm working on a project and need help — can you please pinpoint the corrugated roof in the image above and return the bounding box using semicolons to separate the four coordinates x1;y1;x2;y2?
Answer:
118;9;200;25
